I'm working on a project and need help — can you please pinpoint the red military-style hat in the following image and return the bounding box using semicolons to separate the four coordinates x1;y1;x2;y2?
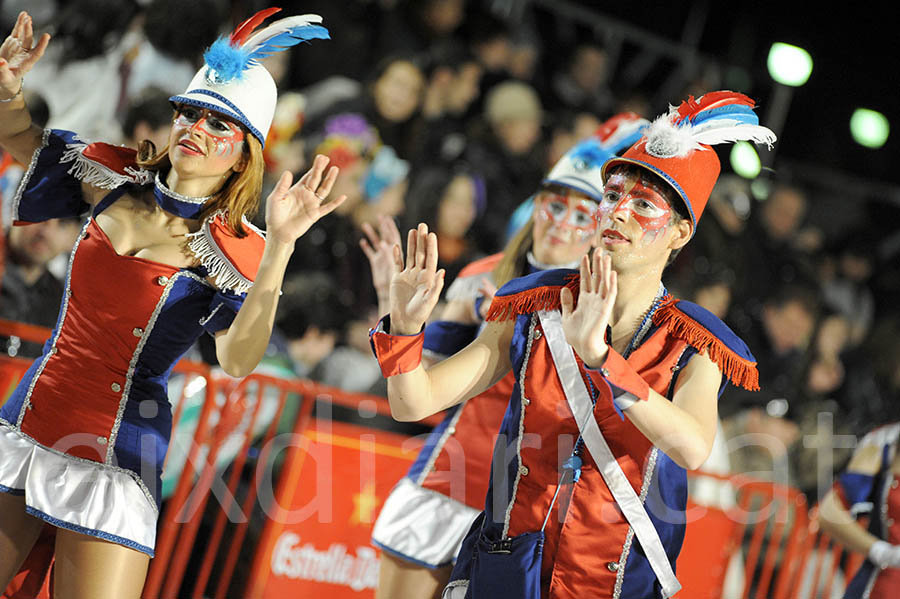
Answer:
602;91;776;235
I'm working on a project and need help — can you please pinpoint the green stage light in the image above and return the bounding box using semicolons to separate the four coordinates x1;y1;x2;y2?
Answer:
850;108;889;148
730;141;761;179
767;43;813;87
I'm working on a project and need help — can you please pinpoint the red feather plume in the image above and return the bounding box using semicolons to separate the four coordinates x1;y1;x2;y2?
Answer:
229;7;282;46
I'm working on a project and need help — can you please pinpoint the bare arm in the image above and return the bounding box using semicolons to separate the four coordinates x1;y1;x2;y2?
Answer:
817;444;883;555
215;156;345;376
387;318;513;421
0;12;50;165
561;251;720;470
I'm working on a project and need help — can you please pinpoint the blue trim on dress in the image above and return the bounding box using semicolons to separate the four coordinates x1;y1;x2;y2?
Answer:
0;484;26;495
24;506;154;556
371;537;454;569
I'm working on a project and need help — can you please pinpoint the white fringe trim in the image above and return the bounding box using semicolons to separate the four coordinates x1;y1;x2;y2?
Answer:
186;211;259;294
60;142;152;189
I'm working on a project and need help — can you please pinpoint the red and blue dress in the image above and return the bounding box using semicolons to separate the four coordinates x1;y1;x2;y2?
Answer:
372;268;759;598
0;129;265;556
834;423;900;599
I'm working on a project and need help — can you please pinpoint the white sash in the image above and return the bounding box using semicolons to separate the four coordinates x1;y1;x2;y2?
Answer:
537;310;681;598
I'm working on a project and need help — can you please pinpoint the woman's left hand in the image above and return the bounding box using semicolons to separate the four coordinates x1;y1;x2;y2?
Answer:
560;250;617;367
265;154;346;246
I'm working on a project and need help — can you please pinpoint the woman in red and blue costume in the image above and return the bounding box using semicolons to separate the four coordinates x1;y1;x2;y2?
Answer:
0;10;339;598
363;114;649;599
369;92;774;598
818;423;900;598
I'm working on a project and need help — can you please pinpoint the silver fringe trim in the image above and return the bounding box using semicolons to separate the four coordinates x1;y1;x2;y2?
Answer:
11;128;52;222
186;211;257;294
60;141;151;189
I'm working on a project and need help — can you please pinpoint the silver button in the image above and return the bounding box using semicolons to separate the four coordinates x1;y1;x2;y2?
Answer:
519;465;529;476
132;328;143;337
48;347;57;356
66;288;72;297
600;367;610;377
111;382;122;392
892;479;899;490
446;426;456;435
523;398;531;406
534;329;542;339
606;561;619;572
157;276;170;286
97;436;107;445
887;518;896;527
26;403;33;411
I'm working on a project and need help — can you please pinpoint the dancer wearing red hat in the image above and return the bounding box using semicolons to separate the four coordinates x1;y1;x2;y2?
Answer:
0;9;336;598
369;92;774;598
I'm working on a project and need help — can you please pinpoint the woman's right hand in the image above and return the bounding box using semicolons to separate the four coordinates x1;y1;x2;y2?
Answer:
0;12;50;100
389;223;445;335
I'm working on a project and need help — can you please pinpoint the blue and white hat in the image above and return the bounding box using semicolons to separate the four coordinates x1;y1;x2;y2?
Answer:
542;112;649;202
169;8;329;147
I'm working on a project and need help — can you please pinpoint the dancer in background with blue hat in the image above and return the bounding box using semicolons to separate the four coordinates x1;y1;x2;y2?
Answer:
0;9;336;597
363;113;648;599
370;92;774;598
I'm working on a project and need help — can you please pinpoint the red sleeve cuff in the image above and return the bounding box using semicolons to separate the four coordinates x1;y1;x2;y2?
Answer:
587;348;651;402
369;315;425;377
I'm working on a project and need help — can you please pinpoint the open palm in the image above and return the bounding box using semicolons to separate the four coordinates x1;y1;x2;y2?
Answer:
0;11;50;99
560;251;617;367
389;223;445;335
265;154;346;246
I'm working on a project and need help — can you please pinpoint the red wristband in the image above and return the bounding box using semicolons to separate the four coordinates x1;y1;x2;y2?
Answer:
369;315;425;377
589;348;651;402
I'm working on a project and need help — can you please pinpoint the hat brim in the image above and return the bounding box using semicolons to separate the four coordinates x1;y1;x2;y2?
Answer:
601;156;696;234
170;91;266;147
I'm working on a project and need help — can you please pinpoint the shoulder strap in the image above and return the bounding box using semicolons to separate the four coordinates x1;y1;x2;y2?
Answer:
91;186;133;217
537;309;681;598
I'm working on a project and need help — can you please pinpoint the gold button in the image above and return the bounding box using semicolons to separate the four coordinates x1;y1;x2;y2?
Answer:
607;561;619;572
887;518;896;527
892;479;899;490
111;382;122;392
97;436;107;445
600;367;610;377
519;465;529;476
133;328;143;337
157;276;169;286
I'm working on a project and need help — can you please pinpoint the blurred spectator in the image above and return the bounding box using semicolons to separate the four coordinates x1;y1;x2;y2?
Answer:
465;80;545;253
545;110;602;168
820;236;876;347
275;273;346;380
305;55;426;159
545;43;616;117
403;164;486;284
26;0;139;140
120;86;172;151
0;218;82;358
722;283;820;421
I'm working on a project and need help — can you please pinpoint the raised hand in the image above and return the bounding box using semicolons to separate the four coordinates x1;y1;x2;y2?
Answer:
265;154;346;246
560;250;617;367
360;214;403;305
389;223;445;335
0;12;50;100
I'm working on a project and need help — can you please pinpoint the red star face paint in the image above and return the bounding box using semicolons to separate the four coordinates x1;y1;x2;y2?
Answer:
598;173;673;243
174;106;245;159
536;192;599;242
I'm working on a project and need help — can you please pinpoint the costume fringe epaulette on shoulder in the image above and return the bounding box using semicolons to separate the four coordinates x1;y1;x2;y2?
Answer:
59;138;152;189
484;268;579;322
187;211;266;295
445;252;504;302
652;299;759;391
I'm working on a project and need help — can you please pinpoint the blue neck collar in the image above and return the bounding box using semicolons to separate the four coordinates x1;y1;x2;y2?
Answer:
153;171;211;219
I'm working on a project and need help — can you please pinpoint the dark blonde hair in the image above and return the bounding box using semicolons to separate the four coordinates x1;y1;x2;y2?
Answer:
491;213;536;288
136;130;264;236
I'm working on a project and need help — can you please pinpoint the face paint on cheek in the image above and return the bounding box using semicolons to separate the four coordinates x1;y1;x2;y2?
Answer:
208;129;244;158
633;210;671;242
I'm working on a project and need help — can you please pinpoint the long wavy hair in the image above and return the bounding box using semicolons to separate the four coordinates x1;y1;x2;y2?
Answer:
136;129;264;236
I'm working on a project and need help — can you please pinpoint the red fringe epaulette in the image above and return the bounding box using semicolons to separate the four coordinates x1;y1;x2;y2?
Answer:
485;274;580;322
652;302;760;391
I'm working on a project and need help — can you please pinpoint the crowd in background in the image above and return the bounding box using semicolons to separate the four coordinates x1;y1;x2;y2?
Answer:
0;0;899;506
